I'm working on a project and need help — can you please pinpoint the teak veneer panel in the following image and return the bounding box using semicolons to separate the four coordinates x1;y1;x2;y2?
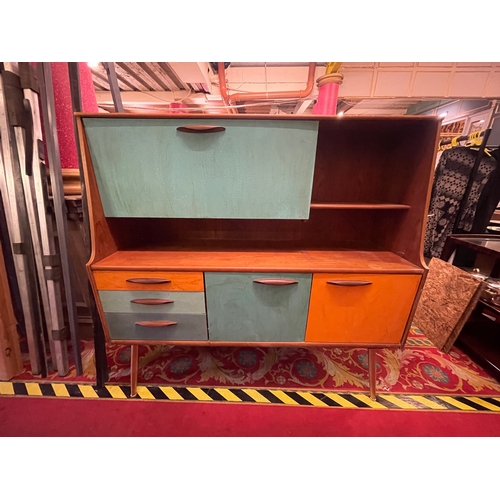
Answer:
94;271;204;291
91;250;423;274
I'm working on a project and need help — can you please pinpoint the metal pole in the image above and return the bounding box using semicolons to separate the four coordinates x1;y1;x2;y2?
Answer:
68;62;108;386
0;68;45;374
16;75;72;374
102;63;124;112
37;62;82;374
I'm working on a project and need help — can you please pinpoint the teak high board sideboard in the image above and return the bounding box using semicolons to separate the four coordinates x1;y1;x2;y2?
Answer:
76;113;441;398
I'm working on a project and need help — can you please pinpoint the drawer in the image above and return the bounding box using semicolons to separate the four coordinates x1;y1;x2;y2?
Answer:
99;290;205;314
83;118;318;219
94;271;204;291
305;273;421;344
105;312;208;341
205;272;312;342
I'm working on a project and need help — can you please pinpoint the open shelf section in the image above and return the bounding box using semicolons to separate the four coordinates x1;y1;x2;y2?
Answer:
310;203;411;210
92;249;423;274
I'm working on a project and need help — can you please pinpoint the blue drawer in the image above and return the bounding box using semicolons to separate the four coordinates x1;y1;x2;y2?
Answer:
105;312;208;341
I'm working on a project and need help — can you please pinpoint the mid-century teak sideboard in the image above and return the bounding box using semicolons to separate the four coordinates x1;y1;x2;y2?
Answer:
76;113;441;398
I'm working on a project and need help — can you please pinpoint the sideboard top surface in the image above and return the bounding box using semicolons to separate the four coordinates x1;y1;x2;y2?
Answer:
91;249;423;274
76;112;442;123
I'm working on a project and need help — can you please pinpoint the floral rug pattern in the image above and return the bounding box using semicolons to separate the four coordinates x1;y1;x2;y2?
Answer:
13;325;500;396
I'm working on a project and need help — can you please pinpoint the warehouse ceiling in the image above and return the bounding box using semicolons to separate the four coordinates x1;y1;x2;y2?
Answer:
91;62;500;116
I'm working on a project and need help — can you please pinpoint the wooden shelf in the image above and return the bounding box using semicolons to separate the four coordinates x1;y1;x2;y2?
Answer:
310;203;411;210
92;249;423;274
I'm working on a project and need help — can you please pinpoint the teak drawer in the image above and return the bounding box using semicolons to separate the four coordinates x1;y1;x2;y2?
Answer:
93;271;204;291
305;273;421;344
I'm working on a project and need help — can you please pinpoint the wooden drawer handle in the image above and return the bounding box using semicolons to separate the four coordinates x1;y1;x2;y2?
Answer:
126;278;171;284
130;298;174;305
253;279;299;286
327;280;372;286
135;321;177;327
176;125;226;134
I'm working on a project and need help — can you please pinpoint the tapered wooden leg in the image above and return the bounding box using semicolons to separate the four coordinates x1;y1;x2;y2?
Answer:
130;345;139;397
368;348;377;401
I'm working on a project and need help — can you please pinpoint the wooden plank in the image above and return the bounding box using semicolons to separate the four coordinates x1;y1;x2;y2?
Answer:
413;257;485;352
82;118;319;220
92;250;423;274
0;244;23;380
99;290;206;314
305;273;421;343
75;112;442;123
205;272;311;342
94;271;204;291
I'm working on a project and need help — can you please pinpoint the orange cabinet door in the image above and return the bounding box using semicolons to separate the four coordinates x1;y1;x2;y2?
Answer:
305;273;421;344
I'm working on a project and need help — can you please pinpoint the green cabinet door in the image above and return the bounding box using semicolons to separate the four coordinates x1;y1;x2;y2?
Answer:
205;272;312;342
83;118;318;219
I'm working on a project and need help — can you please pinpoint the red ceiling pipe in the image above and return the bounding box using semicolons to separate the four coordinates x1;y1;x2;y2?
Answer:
218;62;317;105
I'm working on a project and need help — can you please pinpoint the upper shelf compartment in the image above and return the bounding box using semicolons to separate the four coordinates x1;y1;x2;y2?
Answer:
82;117;319;220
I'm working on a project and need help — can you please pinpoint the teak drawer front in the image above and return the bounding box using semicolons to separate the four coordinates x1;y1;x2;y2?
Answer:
94;271;204;291
205;272;312;342
105;312;208;341
305;273;421;344
99;290;206;315
83;118;318;219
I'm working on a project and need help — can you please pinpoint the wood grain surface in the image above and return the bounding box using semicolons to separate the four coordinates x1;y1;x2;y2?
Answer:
0;244;23;380
94;271;204;291
413;258;486;352
91;249;423;273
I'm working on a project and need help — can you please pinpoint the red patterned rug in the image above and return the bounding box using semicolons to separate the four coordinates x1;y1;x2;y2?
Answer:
13;325;500;396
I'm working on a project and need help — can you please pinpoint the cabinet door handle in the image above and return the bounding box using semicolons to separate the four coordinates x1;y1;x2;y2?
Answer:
176;125;226;134
327;280;372;286
126;278;171;284
130;299;174;305
135;320;177;327
253;279;299;286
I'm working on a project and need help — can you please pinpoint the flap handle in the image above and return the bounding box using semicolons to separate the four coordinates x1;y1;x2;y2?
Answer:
130;298;174;305
253;279;299;286
126;278;171;284
135;320;177;327
177;125;226;134
327;280;372;286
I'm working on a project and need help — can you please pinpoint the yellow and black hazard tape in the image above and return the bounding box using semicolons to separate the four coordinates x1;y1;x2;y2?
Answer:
1;380;500;413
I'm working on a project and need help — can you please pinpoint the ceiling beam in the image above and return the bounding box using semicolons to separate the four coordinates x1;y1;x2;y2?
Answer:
144;62;181;92
112;63;147;91
293;99;314;114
